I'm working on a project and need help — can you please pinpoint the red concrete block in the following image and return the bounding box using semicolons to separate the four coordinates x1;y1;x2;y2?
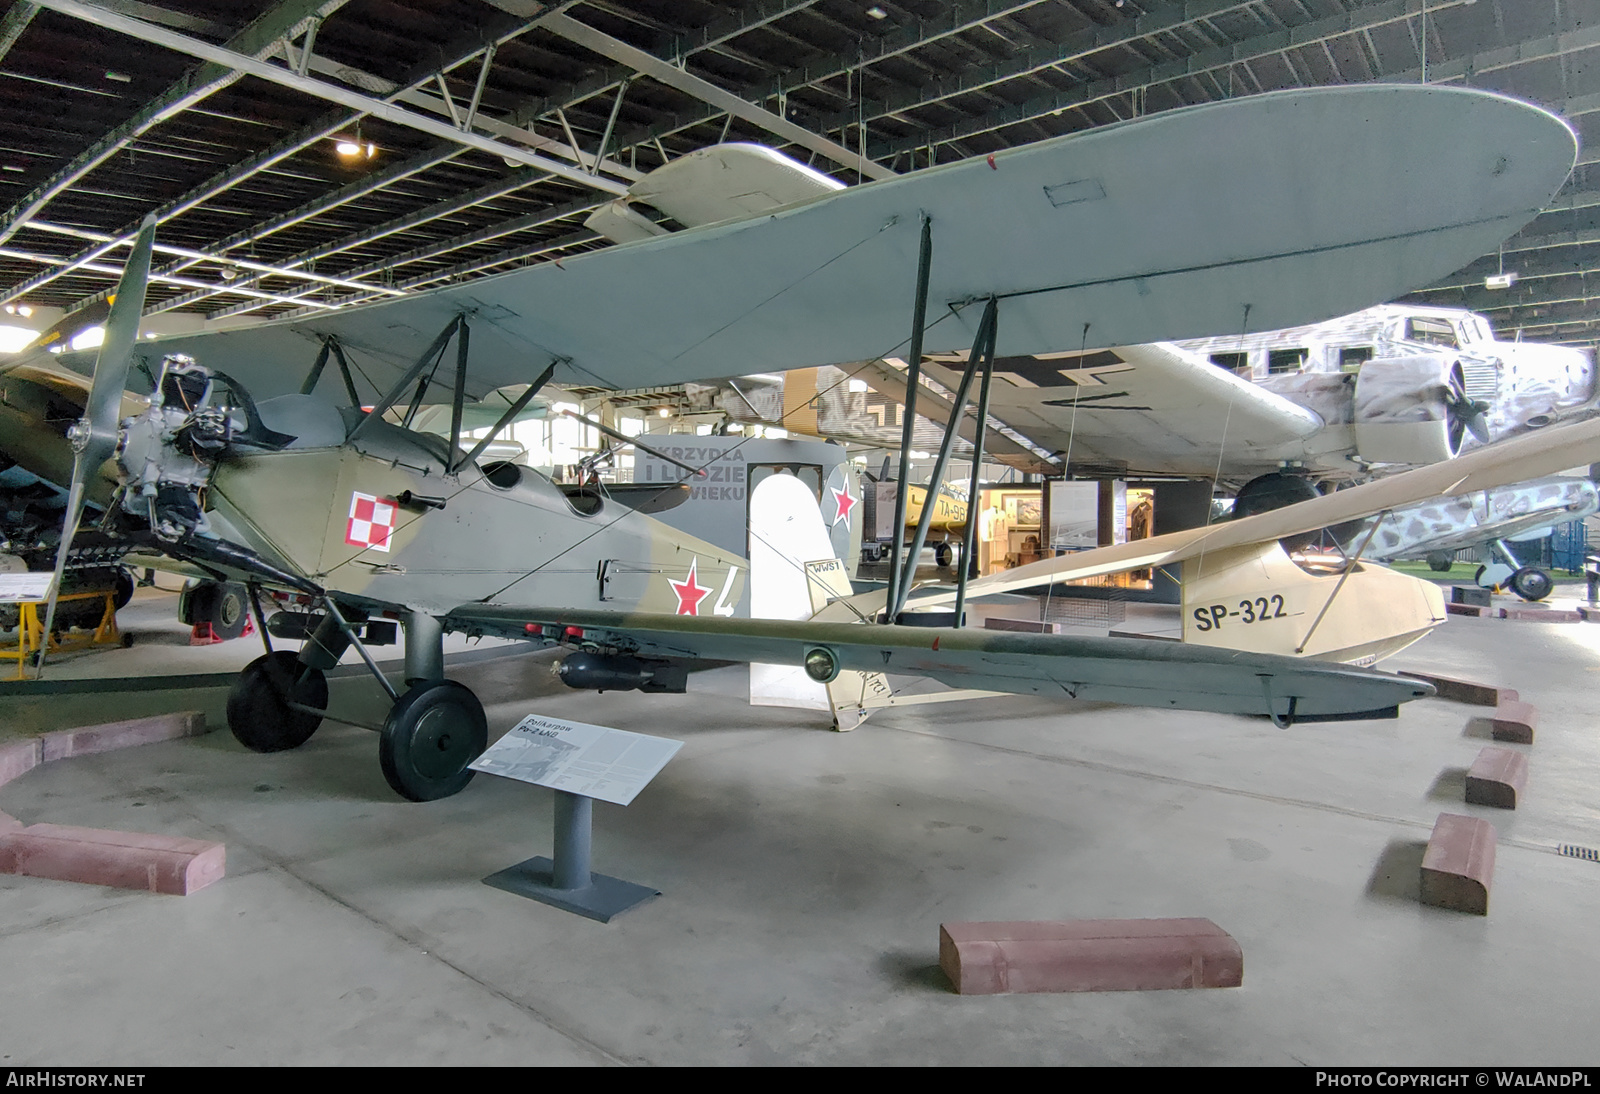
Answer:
1490;700;1537;745
1398;672;1518;707
939;918;1243;995
0;738;41;789
39;711;207;763
0;823;225;896
0;811;20;833
1465;747;1528;810
1503;607;1582;623
983;617;1065;634
1578;605;1600;622
1446;602;1490;618
1420;813;1496;915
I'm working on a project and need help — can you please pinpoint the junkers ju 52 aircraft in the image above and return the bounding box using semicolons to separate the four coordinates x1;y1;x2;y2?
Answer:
35;84;1585;802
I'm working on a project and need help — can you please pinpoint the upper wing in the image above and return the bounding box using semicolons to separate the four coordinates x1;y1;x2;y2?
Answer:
913;342;1322;472
90;86;1573;402
445;607;1432;722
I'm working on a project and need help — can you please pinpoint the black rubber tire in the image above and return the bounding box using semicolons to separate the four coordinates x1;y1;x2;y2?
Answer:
195;582;249;640
1232;473;1325;552
1231;472;1320;520
112;568;135;610
1426;553;1454;573
934;542;953;567
1509;567;1554;602
227;651;327;753
379;681;487;802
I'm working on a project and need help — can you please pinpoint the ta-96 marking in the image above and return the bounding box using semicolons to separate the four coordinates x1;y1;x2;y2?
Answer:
1192;594;1288;632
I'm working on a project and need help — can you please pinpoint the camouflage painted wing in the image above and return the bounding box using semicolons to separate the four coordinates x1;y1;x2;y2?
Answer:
444;606;1434;722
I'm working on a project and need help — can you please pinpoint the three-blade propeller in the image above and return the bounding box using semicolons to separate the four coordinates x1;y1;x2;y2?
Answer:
34;214;157;678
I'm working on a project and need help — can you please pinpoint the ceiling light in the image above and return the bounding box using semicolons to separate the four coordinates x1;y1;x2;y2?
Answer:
658;407;671;418
105;71;131;83
219;268;236;281
1;165;23;173
867;6;887;19
0;324;39;354
69;325;105;351
335;139;362;157
1485;273;1518;290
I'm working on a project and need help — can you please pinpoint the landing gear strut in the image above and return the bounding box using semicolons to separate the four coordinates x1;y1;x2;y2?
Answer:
223;603;486;802
1475;539;1554;602
377;611;486;802
227;650;327;752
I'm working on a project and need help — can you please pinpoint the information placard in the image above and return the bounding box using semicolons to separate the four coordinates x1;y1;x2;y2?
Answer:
0;573;54;604
469;714;682;806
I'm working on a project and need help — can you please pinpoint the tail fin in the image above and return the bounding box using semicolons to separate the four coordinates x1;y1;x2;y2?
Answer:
747;472;895;729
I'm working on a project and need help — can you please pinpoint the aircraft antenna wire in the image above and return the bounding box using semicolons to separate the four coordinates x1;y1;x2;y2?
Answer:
477;297;962;602
1196;303;1252;581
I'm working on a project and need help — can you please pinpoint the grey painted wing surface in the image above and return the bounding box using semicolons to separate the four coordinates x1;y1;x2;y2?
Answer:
449;608;1434;719
918;341;1325;469
118;86;1574;402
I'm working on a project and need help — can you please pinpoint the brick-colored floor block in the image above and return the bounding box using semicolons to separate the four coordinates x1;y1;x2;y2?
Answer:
0;823;225;896
1465;747;1528;809
1420;813;1496;915
1501;607;1582;622
1489;700;1537;745
1398;672;1517;706
939;918;1243;995
38;711;207;763
0;738;41;789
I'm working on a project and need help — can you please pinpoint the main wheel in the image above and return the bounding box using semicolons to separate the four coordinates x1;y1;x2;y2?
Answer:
934;542;953;567
1232;473;1324;551
194;582;249;640
379;681;487;802
227;651;327;752
1426;552;1454;573
1509;566;1554;602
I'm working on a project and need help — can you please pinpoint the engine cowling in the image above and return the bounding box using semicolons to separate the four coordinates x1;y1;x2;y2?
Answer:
1352;355;1464;466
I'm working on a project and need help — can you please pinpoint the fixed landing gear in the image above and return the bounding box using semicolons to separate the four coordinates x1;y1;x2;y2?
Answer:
227;650;327;752
222;603;487;801
379;681;487;802
1474;539;1555;602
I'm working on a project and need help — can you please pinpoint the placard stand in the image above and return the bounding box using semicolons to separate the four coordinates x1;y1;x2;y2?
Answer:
482;789;660;922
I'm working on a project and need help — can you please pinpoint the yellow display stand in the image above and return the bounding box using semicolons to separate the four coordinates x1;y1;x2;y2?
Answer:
2;591;121;680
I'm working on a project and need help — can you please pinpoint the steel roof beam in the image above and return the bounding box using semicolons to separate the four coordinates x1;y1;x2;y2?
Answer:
206;196;605;319
541;12;893;181
0;2;604;308
0;2;39;66
0;245;339;308
814;0;1262;133
0;0;353;248
29;0;631;196
144;165;567;316
19;219;405;296
869;0;1476;158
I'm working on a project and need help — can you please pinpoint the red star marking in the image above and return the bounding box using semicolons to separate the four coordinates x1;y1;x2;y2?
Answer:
669;558;712;616
831;484;858;526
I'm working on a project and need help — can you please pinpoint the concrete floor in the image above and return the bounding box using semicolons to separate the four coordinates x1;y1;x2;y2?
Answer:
2;587;1598;1066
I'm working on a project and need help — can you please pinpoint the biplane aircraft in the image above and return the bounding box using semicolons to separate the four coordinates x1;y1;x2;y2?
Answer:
32;84;1590;802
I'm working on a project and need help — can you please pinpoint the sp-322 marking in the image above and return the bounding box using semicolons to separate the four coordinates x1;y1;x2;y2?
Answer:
1191;594;1298;632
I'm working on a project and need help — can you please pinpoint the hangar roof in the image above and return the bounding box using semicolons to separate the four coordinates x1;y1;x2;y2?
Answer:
1;0;1597;350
